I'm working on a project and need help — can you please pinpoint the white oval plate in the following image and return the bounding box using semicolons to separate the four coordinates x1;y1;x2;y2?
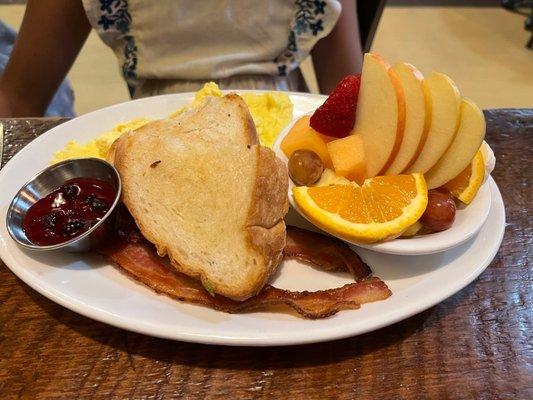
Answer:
272;114;491;255
0;92;505;346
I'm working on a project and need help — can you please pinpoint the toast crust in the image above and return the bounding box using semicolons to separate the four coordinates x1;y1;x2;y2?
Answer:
223;93;259;146
188;145;287;300
242;147;288;298
112;94;288;301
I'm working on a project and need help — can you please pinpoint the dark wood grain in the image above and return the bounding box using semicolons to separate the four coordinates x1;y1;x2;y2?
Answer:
0;111;531;399
0;118;69;168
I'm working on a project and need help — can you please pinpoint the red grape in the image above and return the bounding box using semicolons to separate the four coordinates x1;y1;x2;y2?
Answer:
421;188;456;232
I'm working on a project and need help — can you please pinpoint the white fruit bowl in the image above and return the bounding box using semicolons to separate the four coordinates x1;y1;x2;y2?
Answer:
272;118;492;256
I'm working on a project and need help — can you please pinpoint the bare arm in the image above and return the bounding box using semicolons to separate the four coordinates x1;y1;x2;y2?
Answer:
0;0;91;117
311;0;363;94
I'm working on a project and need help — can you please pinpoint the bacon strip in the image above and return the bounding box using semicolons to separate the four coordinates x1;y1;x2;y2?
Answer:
284;226;371;279
97;209;391;319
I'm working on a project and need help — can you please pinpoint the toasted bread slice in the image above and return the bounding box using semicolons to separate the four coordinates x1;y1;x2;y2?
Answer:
113;95;288;300
170;93;259;146
107;93;257;164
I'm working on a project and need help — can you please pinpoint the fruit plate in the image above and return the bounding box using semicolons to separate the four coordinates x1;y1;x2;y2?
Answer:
0;92;505;346
272;116;492;255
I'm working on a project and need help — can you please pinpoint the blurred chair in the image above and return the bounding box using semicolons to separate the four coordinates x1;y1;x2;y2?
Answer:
357;0;387;52
501;0;533;48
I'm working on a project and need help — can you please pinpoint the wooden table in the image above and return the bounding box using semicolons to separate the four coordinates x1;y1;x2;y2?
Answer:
0;110;531;399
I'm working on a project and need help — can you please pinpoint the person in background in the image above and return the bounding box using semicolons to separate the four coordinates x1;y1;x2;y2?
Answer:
0;0;363;117
0;19;75;117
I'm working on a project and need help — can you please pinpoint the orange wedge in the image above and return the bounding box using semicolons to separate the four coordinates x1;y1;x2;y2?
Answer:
293;174;428;243
443;150;485;204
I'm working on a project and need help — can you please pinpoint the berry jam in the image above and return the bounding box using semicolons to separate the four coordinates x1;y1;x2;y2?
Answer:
22;178;116;246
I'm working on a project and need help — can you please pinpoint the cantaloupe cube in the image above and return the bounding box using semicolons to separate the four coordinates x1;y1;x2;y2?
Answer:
318;133;337;144
327;134;367;184
294;115;337;143
280;116;332;169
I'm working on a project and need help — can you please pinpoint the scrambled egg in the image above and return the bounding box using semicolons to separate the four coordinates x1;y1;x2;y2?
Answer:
169;81;223;118
51;118;150;164
52;82;293;163
171;82;293;147
241;91;293;148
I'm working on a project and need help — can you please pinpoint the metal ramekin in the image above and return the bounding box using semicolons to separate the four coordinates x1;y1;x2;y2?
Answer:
6;158;121;252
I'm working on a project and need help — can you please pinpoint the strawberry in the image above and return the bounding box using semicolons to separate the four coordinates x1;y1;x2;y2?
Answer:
310;74;360;138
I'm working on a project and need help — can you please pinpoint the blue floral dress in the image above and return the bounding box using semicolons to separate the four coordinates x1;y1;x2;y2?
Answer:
82;0;341;97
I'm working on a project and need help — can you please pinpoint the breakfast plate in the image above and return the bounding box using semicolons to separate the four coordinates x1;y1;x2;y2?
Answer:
272;119;492;255
0;92;505;346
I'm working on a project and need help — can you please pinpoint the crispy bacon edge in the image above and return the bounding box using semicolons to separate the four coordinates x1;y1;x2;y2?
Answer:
284;225;372;278
96;221;391;319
